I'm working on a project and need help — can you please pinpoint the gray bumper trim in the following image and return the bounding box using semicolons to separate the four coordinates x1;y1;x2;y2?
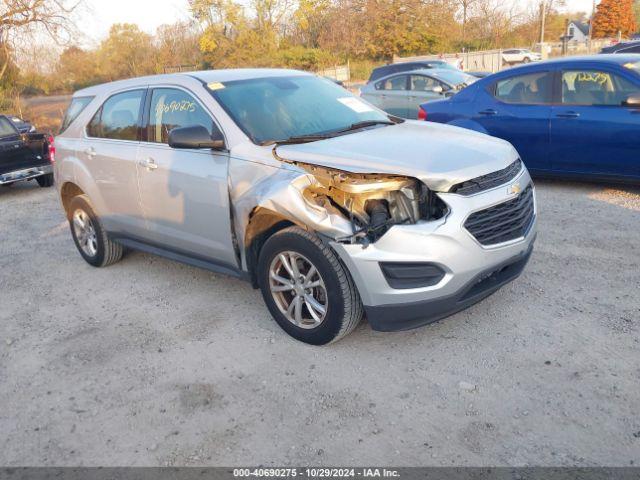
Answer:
364;242;534;332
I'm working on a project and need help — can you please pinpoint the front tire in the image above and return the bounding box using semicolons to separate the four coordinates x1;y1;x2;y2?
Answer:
36;173;54;187
523;57;531;64
68;195;123;267
257;226;363;345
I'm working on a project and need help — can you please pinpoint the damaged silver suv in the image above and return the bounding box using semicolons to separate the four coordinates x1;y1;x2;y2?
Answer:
55;69;536;345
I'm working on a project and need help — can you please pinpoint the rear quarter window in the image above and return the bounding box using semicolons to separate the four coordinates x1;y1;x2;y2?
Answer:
60;96;95;134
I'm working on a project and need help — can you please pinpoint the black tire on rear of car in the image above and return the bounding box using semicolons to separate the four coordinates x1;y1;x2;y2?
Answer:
36;173;54;187
68;195;123;268
257;226;363;345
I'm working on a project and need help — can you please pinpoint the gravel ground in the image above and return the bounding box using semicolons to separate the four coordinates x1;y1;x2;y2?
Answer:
1;178;639;467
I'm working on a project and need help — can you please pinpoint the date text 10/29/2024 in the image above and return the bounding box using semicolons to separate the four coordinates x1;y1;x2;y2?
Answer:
233;469;400;478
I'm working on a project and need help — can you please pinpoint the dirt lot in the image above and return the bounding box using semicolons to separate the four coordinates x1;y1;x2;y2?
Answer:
0;179;639;466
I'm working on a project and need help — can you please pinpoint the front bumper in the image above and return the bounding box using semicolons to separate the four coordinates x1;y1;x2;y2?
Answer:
0;164;53;185
330;168;537;332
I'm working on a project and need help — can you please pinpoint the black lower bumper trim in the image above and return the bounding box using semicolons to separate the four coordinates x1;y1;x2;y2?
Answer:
365;243;534;332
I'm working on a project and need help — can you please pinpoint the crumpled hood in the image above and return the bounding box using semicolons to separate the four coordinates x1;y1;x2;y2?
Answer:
276;121;520;192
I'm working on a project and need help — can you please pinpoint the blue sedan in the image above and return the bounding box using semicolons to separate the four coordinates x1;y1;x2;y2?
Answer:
419;55;640;182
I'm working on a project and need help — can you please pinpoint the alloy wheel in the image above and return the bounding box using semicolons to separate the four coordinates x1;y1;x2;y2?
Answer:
269;251;328;329
72;209;98;257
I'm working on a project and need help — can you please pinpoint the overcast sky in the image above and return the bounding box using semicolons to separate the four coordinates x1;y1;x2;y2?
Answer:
78;0;598;44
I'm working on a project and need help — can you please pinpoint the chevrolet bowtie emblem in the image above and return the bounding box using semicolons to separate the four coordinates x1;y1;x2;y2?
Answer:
508;183;521;195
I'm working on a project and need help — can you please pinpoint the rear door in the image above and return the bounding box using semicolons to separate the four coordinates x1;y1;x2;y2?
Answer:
550;67;640;178
407;74;447;119
136;86;237;266
80;88;147;235
473;70;554;171
364;75;410;118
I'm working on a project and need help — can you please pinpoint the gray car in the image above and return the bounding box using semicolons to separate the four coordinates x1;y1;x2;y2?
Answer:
55;69;536;345
360;68;477;119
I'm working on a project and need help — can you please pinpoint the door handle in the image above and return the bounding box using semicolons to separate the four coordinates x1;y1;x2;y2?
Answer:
479;109;498;116
139;158;158;170
556;111;580;118
84;147;96;158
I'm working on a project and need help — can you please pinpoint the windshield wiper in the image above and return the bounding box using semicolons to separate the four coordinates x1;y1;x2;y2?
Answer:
333;119;396;134
260;119;399;146
260;134;333;146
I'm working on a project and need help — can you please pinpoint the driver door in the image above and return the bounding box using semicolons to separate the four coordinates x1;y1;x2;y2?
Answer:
550;68;640;178
136;86;237;266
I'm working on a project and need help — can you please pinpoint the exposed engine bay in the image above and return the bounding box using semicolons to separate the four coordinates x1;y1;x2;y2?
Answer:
273;149;448;245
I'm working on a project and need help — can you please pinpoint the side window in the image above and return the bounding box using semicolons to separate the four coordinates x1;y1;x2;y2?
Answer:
494;72;553;105
87;90;144;141
409;75;441;92
147;88;219;144
561;70;640;106
0;116;18;138
376;75;407;91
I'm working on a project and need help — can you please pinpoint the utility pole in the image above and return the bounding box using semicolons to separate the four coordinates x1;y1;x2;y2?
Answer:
539;1;546;45
588;0;596;51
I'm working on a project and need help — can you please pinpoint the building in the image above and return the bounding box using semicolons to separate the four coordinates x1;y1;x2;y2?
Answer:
566;21;590;42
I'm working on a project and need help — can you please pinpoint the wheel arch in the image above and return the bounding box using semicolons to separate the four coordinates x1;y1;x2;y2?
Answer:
60;182;86;219
244;207;298;288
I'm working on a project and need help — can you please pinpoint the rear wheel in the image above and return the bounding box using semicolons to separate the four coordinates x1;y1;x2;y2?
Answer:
68;195;123;267
523;57;531;64
36;173;54;187
257;226;363;345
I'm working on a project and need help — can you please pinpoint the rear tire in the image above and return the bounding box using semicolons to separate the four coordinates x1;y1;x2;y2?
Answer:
523;57;531;64
68;195;123;267
257;226;363;345
36;173;54;187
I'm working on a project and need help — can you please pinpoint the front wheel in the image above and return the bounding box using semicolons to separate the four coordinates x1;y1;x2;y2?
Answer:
523;57;531;64
257;227;363;345
68;195;123;267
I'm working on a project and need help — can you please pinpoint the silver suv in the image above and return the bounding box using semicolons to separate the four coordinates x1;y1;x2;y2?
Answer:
55;69;537;345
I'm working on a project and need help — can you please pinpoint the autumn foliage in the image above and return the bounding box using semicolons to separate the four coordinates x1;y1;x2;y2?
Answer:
592;0;637;39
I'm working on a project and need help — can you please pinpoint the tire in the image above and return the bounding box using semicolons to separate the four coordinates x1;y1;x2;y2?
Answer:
257;226;363;345
36;173;54;187
523;57;531;64
68;195;123;268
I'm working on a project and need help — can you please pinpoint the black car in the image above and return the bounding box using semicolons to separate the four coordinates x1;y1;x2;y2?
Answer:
600;41;640;54
6;115;36;134
0;115;54;188
368;60;458;83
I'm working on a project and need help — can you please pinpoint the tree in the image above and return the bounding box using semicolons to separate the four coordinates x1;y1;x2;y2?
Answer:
592;0;636;38
56;46;100;90
97;23;157;80
0;0;79;81
456;0;479;41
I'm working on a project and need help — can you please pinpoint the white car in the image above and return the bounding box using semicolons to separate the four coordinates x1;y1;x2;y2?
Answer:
502;49;541;65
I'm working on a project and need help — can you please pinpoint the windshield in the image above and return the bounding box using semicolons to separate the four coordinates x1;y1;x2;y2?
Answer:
429;70;477;86
209;76;391;145
428;61;458;70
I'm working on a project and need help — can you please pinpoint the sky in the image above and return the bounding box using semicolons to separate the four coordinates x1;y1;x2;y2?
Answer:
77;0;599;45
79;0;191;45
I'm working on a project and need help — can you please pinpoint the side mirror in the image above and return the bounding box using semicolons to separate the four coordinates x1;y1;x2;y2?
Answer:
622;94;640;107
431;85;444;94
168;125;225;150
